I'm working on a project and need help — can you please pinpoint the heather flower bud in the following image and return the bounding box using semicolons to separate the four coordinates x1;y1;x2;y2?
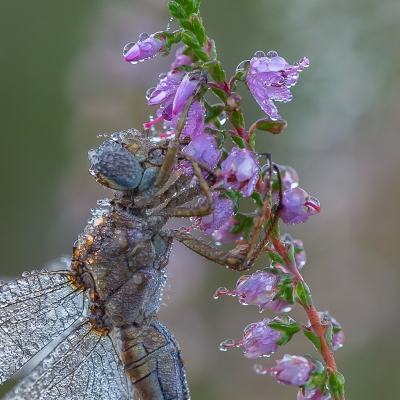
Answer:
220;317;282;359
270;354;314;386
172;71;203;117
246;51;309;119
297;388;331;400
171;46;194;69
280;187;321;225
220;147;259;196
235;271;279;311
123;32;166;63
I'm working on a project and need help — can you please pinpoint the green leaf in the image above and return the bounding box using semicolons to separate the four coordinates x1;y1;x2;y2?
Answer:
192;0;202;13
251;192;263;208
249;131;256;151
268;316;301;346
254;117;287;135
303;329;322;352
182;30;200;48
325;323;333;349
231;135;246;149
205;104;224;122
193;47;210;61
328;371;345;400
190;14;206;46
230;216;254;234
168;2;187;19
212;61;226;83
231;110;245;129
235;60;250;81
287;243;296;266
268;251;286;266
211;87;228;102
295;280;313;307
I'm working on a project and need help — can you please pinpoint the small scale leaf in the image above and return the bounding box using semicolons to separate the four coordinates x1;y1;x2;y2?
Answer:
287;243;296;266
303;329;322;352
182;30;200;48
295;280;313;307
328;371;345;400
231;135;246;149
212;61;226;83
168;2;187;19
249;132;256;151
231;110;245;129
268;251;286;267
251;192;263;208
190;14;207;46
230;216;254;234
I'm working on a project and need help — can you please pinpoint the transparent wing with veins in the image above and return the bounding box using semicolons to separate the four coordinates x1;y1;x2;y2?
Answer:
4;321;133;400
0;271;85;384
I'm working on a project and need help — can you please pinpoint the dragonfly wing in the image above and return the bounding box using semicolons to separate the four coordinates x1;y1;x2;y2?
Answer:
0;271;85;383
4;321;133;400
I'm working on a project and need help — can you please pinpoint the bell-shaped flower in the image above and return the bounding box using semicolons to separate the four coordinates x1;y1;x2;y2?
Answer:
183;133;221;171
192;194;233;235
246;52;309;119
123;33;166;63
220;147;259;196
172;72;203;117
270;354;314;386
220;317;282;359
148;70;185;106
280;187;321;225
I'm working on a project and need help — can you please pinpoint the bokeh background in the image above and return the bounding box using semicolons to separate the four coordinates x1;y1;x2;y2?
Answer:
1;0;399;398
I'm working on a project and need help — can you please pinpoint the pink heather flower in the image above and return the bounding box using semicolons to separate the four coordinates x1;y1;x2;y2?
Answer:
246;52;309;120
183;133;221;171
235;271;279;311
171;46;194;69
172;72;203;117
297;388;331;400
213;217;243;245
280;187;321;225
270;354;313;386
148;70;185;106
280;164;299;190
220;147;259;196
194;194;233;235
123;33;166;63
241;318;282;358
176;100;206;138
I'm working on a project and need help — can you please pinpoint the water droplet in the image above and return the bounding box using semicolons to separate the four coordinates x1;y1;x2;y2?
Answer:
254;50;265;58
166;16;173;32
31;270;39;274
22;271;30;277
138;32;150;42
123;42;135;56
218;111;227;125
254;364;267;374
158;72;167;80
236;60;250;74
219;338;235;351
266;50;278;59
145;87;156;100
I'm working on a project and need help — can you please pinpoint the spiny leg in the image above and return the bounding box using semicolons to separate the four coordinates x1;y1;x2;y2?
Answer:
167;158;284;271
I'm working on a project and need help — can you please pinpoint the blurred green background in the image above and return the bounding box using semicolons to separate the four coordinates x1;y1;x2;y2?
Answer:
1;0;400;398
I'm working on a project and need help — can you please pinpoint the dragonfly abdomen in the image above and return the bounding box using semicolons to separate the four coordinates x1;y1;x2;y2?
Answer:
116;320;190;400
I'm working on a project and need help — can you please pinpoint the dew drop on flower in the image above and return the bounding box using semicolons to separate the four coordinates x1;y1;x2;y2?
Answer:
236;60;248;74
138;32;150;42
266;50;278;59
254;50;266;58
145;87;156;100
219;339;235;351
122;42;135;56
158;72;167;80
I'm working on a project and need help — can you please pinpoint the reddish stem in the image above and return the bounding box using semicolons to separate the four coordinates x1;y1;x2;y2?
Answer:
271;236;338;375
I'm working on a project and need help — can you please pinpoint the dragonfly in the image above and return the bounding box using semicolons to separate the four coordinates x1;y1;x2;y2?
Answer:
0;116;277;398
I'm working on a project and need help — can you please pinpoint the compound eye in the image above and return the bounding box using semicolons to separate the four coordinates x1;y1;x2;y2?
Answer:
88;140;143;190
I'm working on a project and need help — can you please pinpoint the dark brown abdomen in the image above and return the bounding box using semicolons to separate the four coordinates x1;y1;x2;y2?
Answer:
116;320;190;400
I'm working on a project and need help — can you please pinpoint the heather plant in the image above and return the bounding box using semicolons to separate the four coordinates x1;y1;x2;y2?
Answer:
122;0;345;398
